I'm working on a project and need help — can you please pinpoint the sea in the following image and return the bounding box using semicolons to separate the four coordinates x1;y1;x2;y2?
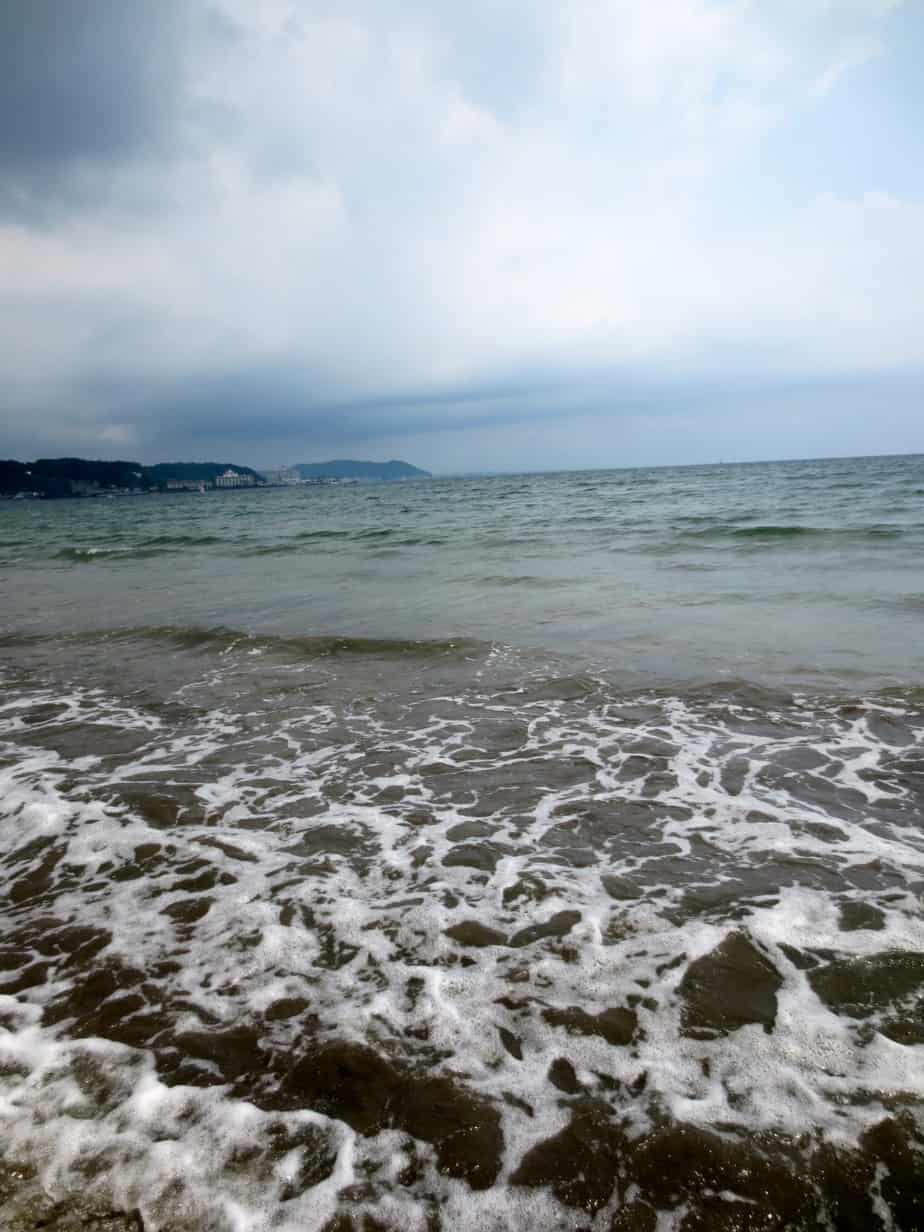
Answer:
1;453;923;1230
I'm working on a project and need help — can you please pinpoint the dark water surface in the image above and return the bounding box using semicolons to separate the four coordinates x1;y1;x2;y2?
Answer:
1;456;923;1229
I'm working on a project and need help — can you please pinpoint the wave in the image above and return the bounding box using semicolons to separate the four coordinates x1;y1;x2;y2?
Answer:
3;622;921;711
53;545;168;561
684;524;908;542
139;534;228;548
393;536;450;546
290;529;353;541
240;543;302;556
865;593;924;615
733;525;825;538
21;624;484;661
55;534;234;560
68;625;480;664
461;573;574;589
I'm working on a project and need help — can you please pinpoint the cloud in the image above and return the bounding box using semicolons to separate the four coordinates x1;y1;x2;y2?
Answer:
0;2;191;215
0;0;921;467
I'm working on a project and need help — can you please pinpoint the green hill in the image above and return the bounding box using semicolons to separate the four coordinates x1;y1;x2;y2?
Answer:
0;457;264;497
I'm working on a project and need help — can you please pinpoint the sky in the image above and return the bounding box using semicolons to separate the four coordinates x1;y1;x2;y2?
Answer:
1;0;922;473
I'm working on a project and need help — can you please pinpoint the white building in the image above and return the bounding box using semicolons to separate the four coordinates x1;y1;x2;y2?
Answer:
215;469;255;489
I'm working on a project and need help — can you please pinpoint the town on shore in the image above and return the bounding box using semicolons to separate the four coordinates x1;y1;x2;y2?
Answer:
0;457;430;500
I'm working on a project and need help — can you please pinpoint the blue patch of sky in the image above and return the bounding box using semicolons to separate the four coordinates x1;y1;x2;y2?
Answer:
739;3;924;210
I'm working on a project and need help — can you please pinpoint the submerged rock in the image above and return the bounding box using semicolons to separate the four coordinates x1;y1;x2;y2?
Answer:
277;1041;503;1189
679;931;782;1037
547;1056;583;1093
509;909;581;948
542;1004;637;1046
609;1202;658;1231
808;950;924;1018
0;1163;145;1231
445;920;508;947
838;901;886;932
442;840;513;871
629;1123;808;1215
511;1103;626;1212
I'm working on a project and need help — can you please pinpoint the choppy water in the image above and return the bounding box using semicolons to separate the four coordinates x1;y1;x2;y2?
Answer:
1;455;923;1230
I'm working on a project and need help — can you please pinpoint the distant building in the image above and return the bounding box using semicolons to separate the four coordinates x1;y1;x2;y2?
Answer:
262;467;301;485
215;469;255;489
166;478;209;491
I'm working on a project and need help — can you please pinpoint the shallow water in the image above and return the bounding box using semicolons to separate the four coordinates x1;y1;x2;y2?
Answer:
4;454;924;690
1;456;923;1229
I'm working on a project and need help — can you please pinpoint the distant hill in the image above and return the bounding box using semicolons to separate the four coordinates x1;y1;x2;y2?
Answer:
291;459;431;480
1;457;149;498
0;457;264;497
0;456;426;498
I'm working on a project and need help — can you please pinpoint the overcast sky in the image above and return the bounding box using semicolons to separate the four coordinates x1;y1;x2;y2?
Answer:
1;0;922;472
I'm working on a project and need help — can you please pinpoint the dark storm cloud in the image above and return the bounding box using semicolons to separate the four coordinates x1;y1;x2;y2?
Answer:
0;0;191;214
61;357;618;460
74;363;561;446
77;353;911;464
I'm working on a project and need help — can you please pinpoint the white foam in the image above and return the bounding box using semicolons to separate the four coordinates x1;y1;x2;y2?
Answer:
1;661;923;1226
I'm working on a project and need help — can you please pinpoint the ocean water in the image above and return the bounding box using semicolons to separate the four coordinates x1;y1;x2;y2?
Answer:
1;454;923;1230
